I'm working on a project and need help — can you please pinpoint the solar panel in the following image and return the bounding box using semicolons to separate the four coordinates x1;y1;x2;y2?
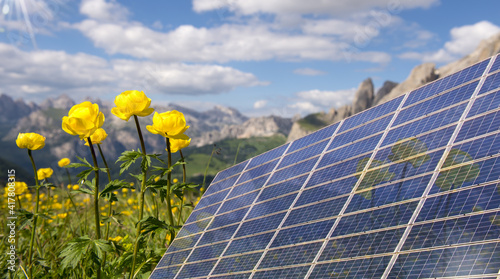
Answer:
151;54;500;279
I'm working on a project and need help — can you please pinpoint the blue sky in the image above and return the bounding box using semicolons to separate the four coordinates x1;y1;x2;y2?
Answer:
1;0;499;118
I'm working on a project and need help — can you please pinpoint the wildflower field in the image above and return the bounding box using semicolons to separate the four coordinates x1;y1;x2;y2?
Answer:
1;90;203;278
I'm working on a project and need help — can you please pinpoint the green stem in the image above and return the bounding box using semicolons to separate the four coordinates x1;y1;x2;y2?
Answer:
130;115;149;279
87;137;101;279
97;144;112;240
65;169;72;186
177;150;186;227
27;149;40;278
98;143;113;271
165;138;175;236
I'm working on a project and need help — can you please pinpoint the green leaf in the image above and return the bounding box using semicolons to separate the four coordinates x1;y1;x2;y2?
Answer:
152;159;186;177
172;182;200;199
100;180;130;198
141;153;151;173
72;188;94;196
16;209;34;229
147;153;166;164
355;158;395;200
60;236;93;269
435;149;480;191
139;216;176;236
130;173;144;181
76;168;94;182
116;150;142;175
65;156;92;168
387;137;430;168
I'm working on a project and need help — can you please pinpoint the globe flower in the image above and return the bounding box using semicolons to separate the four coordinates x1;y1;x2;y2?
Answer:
169;137;191;153
111;90;154;121
16;133;45;150
146;110;189;139
62;102;105;140
57;213;68;219
37;168;54;180
84;128;108;146
15;182;28;195
109;236;123;242
58;158;71;167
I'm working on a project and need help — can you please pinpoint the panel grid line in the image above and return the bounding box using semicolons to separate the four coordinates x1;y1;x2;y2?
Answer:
247;120;345;279
304;91;409;279
205;142;292;277
177;169;500;255
172;206;500;270
171;159;253;278
380;55;496;279
179;148;499;253
193;101;499;213
151;56;500;279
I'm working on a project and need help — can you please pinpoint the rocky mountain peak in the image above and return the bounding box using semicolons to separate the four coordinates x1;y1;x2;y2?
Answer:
374;62;437;106
40;94;76;110
0;94;39;122
352;78;374;114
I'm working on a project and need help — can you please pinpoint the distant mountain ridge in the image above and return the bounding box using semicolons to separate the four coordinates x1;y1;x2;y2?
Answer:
287;32;500;141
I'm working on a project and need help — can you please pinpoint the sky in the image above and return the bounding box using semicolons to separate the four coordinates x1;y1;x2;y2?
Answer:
0;0;499;118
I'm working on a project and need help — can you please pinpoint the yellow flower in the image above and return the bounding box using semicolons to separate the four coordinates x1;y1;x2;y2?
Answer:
52;203;63;210
16;133;45;150
67;184;72;189
57;213;68;219
127;198;134;205
58;158;71;167
83;198;90;203
173;178;179;183
154;176;160;182
62;101;105;140
72;184;80;190
129;182;134;186
122;210;132;216
111;90;154;121
109;236;123;242
122;188;128;193
14;182;28;195
37;168;54;180
169;138;191;153
146;110;189;140
84;128;108;146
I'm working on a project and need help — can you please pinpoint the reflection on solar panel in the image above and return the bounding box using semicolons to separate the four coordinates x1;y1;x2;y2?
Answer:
151;54;500;279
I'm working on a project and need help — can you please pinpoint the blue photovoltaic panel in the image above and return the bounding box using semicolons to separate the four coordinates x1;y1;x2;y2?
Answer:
151;54;500;279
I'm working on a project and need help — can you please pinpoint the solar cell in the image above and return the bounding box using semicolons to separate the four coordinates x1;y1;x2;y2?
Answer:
151;54;500;279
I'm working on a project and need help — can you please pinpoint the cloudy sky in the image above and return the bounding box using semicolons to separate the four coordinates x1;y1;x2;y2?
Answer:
0;0;499;117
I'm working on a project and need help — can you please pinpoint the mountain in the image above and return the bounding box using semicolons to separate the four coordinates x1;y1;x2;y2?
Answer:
288;32;500;141
0;94;291;184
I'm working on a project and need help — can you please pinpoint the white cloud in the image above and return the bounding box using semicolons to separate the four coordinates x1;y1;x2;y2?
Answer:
0;43;265;98
80;0;129;21
400;21;500;63
253;100;268;109
73;19;391;64
293;68;326;76
286;88;356;115
193;0;439;15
